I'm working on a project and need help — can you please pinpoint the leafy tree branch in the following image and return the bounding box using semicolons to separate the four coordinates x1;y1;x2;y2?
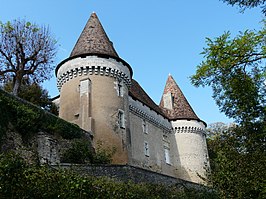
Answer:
0;19;57;95
220;0;266;15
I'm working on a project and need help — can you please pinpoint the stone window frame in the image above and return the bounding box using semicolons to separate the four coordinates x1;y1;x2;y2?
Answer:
142;119;148;134
79;77;91;96
117;78;124;97
144;141;150;157
164;146;171;165
118;109;125;129
163;135;171;165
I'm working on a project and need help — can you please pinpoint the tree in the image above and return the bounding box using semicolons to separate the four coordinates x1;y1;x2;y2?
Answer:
220;0;266;15
191;23;266;124
207;123;266;198
0;19;57;96
191;21;266;198
3;79;58;115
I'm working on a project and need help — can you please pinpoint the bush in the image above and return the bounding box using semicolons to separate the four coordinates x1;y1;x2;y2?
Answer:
62;140;116;165
0;89;84;141
62;139;94;164
92;141;116;164
0;152;218;199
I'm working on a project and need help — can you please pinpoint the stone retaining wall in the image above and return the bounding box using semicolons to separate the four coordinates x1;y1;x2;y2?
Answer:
56;164;204;189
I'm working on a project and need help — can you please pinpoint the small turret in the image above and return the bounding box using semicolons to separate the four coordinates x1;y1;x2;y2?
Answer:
160;75;209;184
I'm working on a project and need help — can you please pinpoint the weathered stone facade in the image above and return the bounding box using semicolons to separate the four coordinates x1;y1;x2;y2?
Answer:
55;12;210;184
1;131;93;165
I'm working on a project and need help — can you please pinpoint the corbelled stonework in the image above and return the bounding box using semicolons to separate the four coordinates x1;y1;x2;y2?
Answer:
70;12;119;58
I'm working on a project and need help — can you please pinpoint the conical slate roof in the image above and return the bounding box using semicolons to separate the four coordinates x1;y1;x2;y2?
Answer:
159;75;200;121
70;12;119;58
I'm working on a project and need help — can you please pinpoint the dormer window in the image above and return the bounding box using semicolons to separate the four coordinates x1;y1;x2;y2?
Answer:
163;92;174;110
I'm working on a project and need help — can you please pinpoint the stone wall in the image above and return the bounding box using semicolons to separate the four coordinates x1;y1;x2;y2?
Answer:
56;164;204;189
1;130;93;165
53;164;206;189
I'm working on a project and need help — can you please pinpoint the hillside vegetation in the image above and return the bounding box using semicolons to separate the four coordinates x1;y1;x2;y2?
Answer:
0;152;217;199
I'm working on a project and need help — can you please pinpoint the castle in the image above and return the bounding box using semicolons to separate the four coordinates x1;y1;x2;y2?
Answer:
54;13;209;184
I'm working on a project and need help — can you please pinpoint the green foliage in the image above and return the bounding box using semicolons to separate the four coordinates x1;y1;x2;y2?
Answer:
191;24;266;124
62;140;118;165
220;0;266;15
0;89;83;141
0;152;218;199
3;79;58;115
191;19;266;198
0;152;27;197
207;124;266;198
92;141;117;164
62;139;94;164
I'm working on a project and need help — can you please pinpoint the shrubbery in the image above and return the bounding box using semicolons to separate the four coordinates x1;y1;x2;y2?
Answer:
92;141;117;164
62;139;94;164
0;89;84;141
62;140;116;164
0;152;218;199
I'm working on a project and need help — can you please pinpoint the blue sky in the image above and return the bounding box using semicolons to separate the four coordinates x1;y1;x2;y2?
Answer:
1;0;263;125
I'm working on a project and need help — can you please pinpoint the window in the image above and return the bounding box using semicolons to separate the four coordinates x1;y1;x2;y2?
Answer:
163;137;171;164
163;134;167;141
79;78;91;96
163;92;174;110
164;147;171;164
144;141;150;157
117;79;123;97
142;119;148;134
118;109;125;129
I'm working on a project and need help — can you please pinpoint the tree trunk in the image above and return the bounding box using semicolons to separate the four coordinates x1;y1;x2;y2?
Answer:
12;76;22;96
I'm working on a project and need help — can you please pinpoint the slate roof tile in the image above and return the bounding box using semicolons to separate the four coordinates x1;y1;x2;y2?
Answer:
129;79;166;117
70;13;119;58
159;75;200;120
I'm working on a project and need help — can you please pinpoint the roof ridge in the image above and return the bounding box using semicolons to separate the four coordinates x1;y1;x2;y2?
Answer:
129;79;166;117
70;12;119;58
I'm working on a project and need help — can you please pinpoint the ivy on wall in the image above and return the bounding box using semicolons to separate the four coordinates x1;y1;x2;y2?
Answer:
0;89;84;141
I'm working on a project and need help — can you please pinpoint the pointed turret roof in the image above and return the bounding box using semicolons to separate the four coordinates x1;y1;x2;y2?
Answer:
56;12;133;78
159;75;200;121
70;12;119;58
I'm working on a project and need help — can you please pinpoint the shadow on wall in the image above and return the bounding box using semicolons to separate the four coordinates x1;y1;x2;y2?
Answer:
171;137;192;183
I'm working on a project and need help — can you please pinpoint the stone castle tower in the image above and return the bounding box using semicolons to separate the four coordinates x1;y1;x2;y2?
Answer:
159;75;209;182
55;13;209;184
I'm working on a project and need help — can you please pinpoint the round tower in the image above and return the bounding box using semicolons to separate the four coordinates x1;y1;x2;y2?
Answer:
56;13;133;164
160;75;209;184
